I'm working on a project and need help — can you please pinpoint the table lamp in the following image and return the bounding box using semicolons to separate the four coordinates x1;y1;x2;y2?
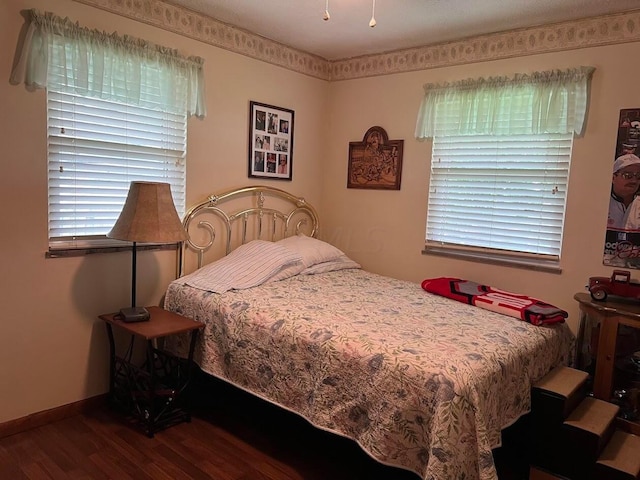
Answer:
107;181;188;322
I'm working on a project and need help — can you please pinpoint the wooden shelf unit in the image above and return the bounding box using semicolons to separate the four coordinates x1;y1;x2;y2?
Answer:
574;292;640;436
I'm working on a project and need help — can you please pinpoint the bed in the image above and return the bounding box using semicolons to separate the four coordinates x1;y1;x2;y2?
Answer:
163;185;575;480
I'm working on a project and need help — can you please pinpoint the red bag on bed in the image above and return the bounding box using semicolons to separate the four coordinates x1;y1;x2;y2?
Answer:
421;277;567;326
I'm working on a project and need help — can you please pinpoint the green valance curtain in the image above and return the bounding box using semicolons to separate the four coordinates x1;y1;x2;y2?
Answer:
414;66;594;139
10;9;207;118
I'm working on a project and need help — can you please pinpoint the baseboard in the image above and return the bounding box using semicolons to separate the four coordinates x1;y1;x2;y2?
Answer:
0;394;107;439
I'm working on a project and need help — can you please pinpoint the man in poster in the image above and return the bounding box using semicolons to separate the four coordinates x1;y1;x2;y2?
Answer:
604;108;640;267
609;154;640;229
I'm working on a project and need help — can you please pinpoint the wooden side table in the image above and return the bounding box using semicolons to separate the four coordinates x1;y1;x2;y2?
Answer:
99;306;204;437
574;292;640;435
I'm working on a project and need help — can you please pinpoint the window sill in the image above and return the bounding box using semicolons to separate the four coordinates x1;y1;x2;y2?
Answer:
46;243;180;258
422;245;562;274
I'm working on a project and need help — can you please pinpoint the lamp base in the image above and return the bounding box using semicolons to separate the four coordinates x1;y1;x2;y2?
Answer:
119;306;150;323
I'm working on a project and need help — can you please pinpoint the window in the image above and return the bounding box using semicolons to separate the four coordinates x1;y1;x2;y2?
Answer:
47;84;187;249
415;67;594;270
10;9;206;250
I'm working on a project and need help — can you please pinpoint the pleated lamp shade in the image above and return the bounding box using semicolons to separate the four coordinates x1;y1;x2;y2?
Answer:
107;181;188;243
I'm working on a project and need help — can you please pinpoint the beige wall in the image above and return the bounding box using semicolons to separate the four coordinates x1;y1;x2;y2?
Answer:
322;46;638;335
1;0;637;425
0;0;328;423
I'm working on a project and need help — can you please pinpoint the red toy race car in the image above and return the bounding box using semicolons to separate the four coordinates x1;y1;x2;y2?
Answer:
588;270;640;301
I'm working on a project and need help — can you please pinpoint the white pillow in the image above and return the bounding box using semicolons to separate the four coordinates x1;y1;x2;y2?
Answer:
265;261;307;284
276;234;345;268
182;240;303;293
300;255;361;275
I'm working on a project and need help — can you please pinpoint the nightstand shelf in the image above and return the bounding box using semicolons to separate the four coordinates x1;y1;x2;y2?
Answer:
574;292;640;436
99;306;204;437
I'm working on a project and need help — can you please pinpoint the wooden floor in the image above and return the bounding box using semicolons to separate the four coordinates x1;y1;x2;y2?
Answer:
0;373;528;479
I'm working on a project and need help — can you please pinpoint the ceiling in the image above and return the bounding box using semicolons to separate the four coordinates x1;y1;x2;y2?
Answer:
165;0;640;60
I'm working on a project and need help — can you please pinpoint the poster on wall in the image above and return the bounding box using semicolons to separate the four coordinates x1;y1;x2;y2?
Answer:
603;107;640;268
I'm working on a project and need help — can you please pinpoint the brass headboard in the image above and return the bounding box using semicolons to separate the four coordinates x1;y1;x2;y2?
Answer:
178;185;319;276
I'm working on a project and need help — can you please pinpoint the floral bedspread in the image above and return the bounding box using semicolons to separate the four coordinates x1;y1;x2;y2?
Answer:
164;269;574;480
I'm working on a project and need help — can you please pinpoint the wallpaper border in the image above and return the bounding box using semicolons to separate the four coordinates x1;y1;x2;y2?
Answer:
73;0;640;82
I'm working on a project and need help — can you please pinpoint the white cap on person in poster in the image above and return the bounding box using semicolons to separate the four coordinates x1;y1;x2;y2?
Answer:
614;153;640;173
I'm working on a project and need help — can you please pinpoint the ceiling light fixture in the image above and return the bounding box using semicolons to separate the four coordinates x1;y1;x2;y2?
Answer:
369;0;377;28
322;0;377;27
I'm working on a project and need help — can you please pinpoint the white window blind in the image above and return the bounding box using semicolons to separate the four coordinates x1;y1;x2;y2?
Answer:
428;133;572;258
47;88;186;248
